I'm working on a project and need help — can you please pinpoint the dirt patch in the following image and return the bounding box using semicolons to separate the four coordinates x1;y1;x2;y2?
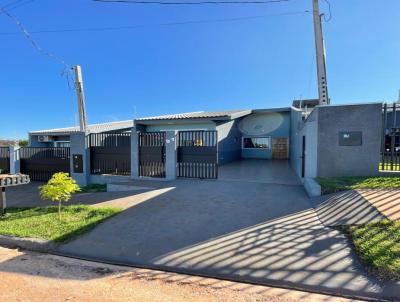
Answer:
0;247;358;302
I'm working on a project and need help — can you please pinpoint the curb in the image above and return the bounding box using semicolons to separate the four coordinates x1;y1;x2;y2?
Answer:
303;177;322;197
0;235;56;253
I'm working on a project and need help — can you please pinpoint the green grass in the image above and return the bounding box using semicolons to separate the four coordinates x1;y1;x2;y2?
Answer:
344;220;400;280
0;205;121;243
79;184;107;193
315;176;400;194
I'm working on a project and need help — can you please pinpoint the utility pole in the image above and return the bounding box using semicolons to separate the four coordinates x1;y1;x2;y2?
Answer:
313;0;329;105
73;65;88;132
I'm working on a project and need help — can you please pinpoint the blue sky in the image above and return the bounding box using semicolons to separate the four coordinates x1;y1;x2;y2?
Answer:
0;0;399;139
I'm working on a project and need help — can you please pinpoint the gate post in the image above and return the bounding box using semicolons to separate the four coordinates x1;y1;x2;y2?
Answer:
70;132;90;186
9;146;20;174
165;131;177;180
131;130;140;179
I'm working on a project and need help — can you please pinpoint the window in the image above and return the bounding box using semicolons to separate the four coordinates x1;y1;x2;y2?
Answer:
54;141;70;148
242;137;271;149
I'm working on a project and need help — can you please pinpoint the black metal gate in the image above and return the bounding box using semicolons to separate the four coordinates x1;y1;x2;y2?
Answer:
20;147;70;181
381;103;400;171
0;147;10;174
139;132;166;178
90;133;131;175
177;130;218;179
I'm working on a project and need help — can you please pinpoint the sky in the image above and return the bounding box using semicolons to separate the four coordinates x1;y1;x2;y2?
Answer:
0;0;399;139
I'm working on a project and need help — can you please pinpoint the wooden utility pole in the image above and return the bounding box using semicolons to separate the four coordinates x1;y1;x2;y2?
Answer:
313;0;329;105
73;65;88;132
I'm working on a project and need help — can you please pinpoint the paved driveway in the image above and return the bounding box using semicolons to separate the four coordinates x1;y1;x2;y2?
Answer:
54;161;398;300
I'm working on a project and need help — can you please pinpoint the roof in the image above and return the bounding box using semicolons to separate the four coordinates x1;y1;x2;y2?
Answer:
135;109;252;122
30;120;134;136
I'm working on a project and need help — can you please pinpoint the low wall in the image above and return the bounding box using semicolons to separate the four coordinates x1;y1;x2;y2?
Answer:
89;174;131;185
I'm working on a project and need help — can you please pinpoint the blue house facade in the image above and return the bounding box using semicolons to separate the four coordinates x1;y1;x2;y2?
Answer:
134;108;292;165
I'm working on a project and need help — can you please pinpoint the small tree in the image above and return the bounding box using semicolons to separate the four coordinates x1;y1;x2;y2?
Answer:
39;173;80;220
18;139;29;147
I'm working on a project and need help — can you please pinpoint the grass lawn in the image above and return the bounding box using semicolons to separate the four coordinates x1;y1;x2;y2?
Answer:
344;220;400;280
315;176;400;194
79;184;107;193
0;205;121;243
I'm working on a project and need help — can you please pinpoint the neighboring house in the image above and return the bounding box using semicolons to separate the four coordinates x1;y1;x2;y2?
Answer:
29;120;134;147
134;108;291;165
0;140;16;147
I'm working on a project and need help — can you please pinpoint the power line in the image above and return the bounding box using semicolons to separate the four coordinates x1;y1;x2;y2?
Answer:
0;0;35;13
92;0;289;5
0;10;309;35
321;0;332;22
0;6;73;85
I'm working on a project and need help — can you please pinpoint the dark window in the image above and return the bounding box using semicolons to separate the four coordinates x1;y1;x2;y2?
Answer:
242;137;271;149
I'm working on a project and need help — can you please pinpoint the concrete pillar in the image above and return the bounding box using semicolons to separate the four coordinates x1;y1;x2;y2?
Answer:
165;131;177;180
69;132;90;186
131;130;139;179
9;146;20;174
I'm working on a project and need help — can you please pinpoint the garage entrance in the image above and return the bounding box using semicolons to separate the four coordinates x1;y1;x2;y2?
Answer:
218;159;301;185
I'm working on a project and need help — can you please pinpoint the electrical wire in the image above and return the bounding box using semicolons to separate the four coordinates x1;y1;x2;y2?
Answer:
0;0;35;13
321;0;331;22
0;10;309;35
92;0;289;5
0;6;74;86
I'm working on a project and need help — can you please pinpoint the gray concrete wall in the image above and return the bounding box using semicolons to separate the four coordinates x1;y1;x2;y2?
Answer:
131;130;139;179
69;132;90;186
302;110;318;178
165;131;177;180
289;108;303;177
316;103;382;177
216;120;242;165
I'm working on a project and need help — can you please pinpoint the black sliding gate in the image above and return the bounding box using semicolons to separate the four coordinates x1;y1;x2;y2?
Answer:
381;103;400;171
139;132;166;178
177;130;218;179
20;147;70;181
90;133;131;175
0;147;10;174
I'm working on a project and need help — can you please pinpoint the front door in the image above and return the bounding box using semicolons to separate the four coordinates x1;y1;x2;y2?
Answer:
301;136;306;178
272;137;289;159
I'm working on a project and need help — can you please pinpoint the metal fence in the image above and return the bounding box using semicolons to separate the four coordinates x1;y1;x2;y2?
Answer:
381;103;400;171
139;132;166;178
20;147;70;181
0;147;10;174
89;133;131;175
177;131;218;179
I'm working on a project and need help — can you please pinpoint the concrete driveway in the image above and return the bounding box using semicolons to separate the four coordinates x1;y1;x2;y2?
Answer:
52;161;398;300
4;160;398;299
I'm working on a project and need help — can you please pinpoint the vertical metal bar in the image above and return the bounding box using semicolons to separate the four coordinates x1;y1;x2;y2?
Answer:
382;103;388;171
391;103;396;170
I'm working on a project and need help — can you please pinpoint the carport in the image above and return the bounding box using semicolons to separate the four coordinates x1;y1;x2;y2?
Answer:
218;159;301;185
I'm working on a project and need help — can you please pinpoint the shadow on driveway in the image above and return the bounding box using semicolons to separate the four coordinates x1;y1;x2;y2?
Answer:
53;179;399;300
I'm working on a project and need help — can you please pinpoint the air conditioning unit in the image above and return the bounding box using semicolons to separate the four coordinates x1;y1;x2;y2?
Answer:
38;135;53;142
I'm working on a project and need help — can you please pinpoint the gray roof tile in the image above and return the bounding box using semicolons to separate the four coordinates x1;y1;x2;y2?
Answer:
30;120;133;135
135;109;251;121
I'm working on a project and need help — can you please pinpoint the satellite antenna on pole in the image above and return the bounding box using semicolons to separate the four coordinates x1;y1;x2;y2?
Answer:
73;65;88;132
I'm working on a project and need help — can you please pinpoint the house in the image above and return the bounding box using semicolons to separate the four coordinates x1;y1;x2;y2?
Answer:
134;108;291;165
19;101;385;185
29;120;134;147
